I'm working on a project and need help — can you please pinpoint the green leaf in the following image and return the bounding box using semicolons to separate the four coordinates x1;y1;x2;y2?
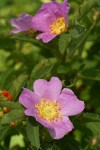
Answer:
26;117;40;149
0;68;15;89
69;29;79;39
69;0;98;27
79;69;100;81
75;24;86;35
68;23;95;56
1;109;25;124
31;64;53;80
0;126;10;141
9;74;28;100
78;0;98;21
58;33;71;54
74;113;100;123
0;101;23;110
28;62;54;89
86;122;100;134
83;113;100;122
69;25;86;39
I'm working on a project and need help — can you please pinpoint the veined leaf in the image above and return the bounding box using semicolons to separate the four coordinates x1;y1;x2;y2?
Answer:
26;117;40;149
69;24;86;39
68;23;95;56
58;33;71;54
9;74;28;100
69;0;98;27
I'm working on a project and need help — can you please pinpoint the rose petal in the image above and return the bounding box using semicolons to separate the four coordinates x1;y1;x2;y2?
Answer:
19;13;32;20
19;88;41;113
33;79;48;97
32;9;56;32
32;0;70;38
48;77;62;101
11;19;24;29
33;77;62;101
48;116;74;139
37;0;69;19
35;114;53;129
25;109;37;118
11;29;26;34
36;32;56;43
62;88;75;95
58;89;85;116
11;13;33;33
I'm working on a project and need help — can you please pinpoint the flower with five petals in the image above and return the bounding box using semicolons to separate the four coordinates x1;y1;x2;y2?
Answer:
19;77;84;139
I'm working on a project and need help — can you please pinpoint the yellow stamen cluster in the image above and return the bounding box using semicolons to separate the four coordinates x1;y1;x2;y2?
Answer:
50;17;67;34
35;98;62;123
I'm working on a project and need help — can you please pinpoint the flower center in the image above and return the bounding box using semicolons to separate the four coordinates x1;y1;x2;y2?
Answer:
35;98;62;123
50;17;67;34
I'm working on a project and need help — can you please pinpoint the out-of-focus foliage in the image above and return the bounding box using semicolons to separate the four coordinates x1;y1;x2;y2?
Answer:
0;0;100;149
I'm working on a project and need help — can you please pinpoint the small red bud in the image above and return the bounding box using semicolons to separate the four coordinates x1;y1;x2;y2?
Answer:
3;107;11;113
3;90;12;101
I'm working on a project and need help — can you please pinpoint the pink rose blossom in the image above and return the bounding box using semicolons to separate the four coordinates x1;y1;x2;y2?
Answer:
31;0;70;43
10;0;70;43
11;13;34;34
19;77;84;139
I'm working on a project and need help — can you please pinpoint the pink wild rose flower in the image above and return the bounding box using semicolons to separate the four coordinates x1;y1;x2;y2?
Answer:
11;13;34;34
31;0;70;43
19;77;85;139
